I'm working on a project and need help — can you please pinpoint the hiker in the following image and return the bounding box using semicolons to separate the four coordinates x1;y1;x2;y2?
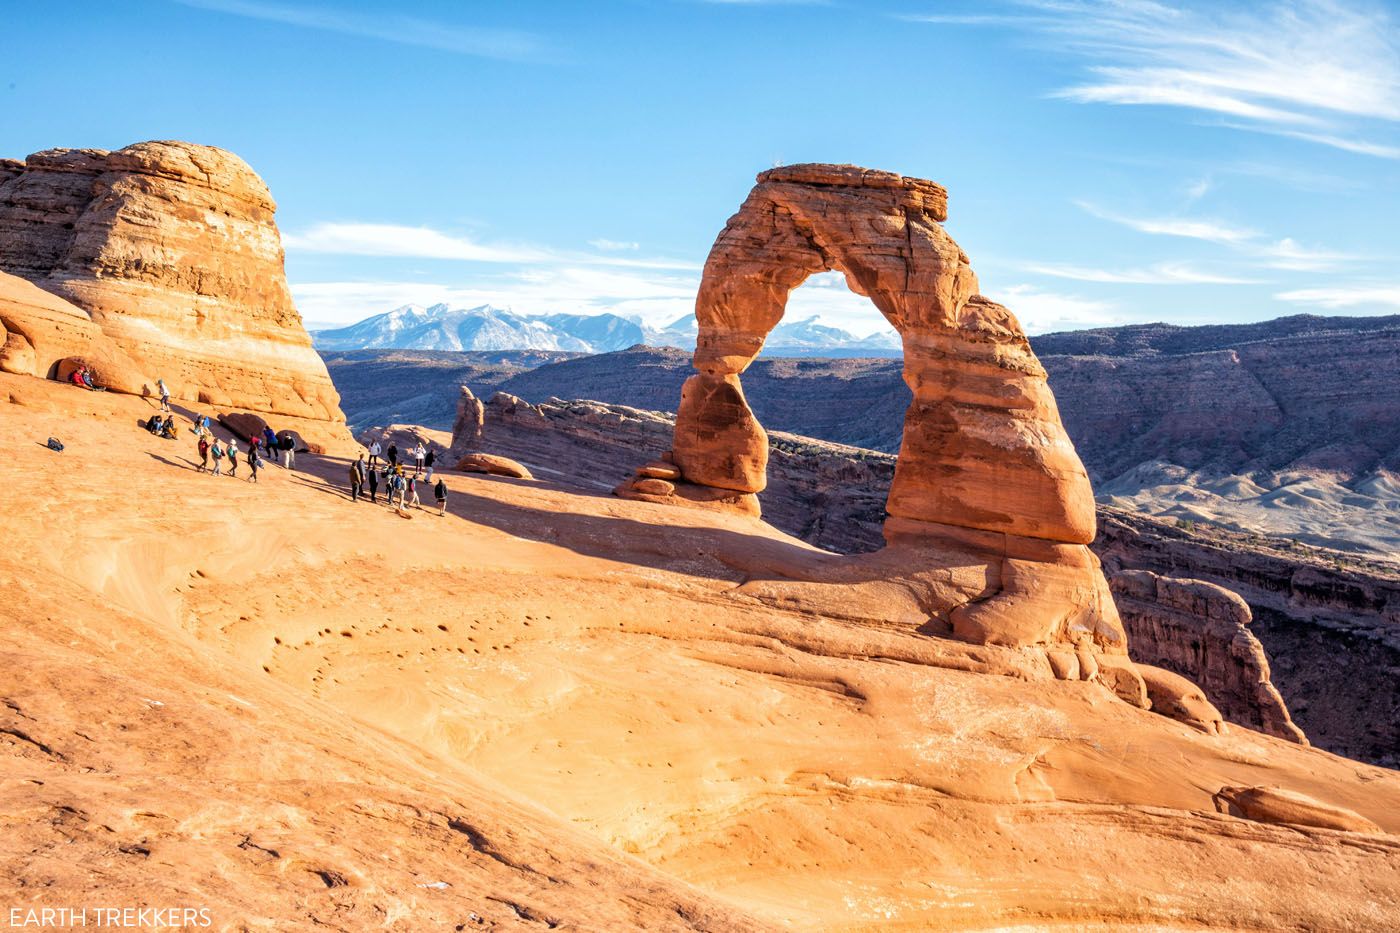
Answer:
392;470;407;511
210;437;225;476
247;442;261;483
367;439;381;469
387;442;398;469
157;378;170;412
367;464;379;503
160;416;178;439
350;454;365;502
424;448;436;482
280;433;296;470
263;427;279;464
227;438;239;477
196;434;210;473
408;474;421;510
434;477;448;515
145;414;162;435
194;413;211;436
413;443;426;477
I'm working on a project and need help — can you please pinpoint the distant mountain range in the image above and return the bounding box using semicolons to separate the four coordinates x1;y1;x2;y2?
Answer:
310;303;902;356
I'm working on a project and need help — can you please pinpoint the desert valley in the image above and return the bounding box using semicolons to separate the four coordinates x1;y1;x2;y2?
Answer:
0;136;1397;933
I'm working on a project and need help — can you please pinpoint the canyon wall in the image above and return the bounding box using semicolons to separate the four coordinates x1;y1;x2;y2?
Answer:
0;140;346;432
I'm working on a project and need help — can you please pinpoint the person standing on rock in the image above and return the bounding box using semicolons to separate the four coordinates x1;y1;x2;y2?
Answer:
210;437;225;476
407;474;421;510
434;477;448;516
367;464;379;504
368;439;381;469
157;378;171;412
196;434;210;473
281;434;296;470
350;454;365;502
227;438;239;477
263;427;279;465
413;443;426;477
247;442;261;483
387;442;398;470
425;448;436;482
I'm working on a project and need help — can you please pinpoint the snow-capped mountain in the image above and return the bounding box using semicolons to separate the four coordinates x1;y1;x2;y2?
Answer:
312;304;648;353
312;305;901;356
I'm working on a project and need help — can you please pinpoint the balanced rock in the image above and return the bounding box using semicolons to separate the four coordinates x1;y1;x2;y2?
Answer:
457;452;533;480
0;141;345;426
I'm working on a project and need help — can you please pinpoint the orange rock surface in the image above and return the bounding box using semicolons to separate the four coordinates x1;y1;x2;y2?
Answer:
0;141;345;425
3;377;1398;930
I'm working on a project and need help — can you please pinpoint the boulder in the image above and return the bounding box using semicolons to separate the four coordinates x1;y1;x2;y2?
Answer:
1137;664;1225;734
1213;785;1381;833
456;453;533;480
219;411;270;444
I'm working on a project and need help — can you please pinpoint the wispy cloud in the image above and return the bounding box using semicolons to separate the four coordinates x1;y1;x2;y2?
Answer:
920;1;1400;158
283;221;697;270
994;284;1122;335
174;0;547;61
588;238;640;251
1076;201;1257;244
1276;284;1400;310
1076;201;1365;271
1028;261;1261;285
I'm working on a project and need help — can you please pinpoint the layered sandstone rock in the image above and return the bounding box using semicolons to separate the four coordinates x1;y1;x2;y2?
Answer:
1110;569;1306;744
619;164;1121;664
0;270;148;392
0;141;344;426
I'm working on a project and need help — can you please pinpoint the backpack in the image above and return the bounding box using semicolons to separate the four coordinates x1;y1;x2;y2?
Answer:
212;444;224;459
45;437;64;452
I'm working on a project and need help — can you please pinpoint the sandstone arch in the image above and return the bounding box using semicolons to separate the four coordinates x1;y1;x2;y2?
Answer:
618;165;1139;672
651;164;1094;544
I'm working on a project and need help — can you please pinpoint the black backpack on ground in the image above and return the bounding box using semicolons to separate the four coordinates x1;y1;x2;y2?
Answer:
46;437;64;452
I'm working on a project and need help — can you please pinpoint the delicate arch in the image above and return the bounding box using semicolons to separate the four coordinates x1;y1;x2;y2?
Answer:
669;163;1095;545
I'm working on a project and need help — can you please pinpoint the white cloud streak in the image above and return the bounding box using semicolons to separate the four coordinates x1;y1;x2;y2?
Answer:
1276;284;1400;309
993;284;1123;335
174;0;546;61
923;1;1400;158
1027;261;1261;284
283;222;697;271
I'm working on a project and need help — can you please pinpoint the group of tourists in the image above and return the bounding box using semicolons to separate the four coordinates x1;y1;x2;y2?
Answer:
349;445;448;515
364;439;435;481
68;364;103;391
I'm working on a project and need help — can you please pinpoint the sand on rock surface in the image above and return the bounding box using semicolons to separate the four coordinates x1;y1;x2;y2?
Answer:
3;373;1399;931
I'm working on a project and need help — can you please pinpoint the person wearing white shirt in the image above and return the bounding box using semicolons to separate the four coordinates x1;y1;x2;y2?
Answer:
368;439;382;468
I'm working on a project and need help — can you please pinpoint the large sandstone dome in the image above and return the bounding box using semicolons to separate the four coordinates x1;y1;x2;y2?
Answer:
0;140;345;427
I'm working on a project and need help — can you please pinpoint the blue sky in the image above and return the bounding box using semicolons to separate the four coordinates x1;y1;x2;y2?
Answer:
5;0;1400;335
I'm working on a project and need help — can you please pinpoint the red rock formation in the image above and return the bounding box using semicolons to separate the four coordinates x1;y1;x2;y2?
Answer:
1110;569;1306;744
618;164;1123;668
0;271;148;392
0;141;344;426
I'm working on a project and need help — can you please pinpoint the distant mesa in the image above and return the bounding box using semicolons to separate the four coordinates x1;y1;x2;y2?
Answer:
0;139;349;444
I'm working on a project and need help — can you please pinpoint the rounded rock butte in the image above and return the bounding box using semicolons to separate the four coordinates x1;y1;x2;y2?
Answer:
619;164;1137;666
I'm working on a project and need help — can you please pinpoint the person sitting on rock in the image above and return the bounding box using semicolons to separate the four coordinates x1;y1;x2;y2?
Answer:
160;416;178;439
145;414;162;434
